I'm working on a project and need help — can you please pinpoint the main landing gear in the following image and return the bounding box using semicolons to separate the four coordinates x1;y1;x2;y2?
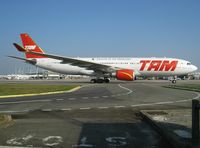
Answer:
172;79;176;84
90;78;110;83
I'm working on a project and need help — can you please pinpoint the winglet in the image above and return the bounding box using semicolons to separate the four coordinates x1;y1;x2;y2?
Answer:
13;43;28;52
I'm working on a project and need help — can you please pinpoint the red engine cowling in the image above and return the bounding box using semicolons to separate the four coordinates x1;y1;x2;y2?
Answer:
116;69;135;81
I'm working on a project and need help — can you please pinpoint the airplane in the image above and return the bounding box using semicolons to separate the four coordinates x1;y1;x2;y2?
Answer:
9;33;198;83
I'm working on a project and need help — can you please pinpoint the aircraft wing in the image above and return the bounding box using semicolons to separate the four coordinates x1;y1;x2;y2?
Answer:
12;43;119;73
29;51;117;73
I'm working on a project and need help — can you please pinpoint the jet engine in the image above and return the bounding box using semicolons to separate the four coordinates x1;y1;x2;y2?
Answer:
113;69;135;81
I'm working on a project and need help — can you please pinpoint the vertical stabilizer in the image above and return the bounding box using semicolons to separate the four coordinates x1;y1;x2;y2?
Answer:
20;34;46;59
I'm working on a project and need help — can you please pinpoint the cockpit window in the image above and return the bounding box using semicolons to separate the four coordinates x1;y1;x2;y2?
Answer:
187;62;191;65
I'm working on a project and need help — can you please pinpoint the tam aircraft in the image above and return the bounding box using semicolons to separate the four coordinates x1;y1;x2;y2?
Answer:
9;34;198;83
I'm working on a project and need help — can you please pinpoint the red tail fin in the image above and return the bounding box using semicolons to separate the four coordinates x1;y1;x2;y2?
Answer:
20;34;46;59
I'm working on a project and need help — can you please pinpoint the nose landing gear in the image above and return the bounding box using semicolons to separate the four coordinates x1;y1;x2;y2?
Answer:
172;79;176;84
171;76;177;84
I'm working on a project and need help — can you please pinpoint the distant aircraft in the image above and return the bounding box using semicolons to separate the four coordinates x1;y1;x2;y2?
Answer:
9;33;198;83
0;74;31;80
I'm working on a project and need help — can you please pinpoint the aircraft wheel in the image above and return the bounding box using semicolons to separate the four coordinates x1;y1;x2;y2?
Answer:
97;79;104;83
90;79;97;83
172;80;176;84
104;78;110;83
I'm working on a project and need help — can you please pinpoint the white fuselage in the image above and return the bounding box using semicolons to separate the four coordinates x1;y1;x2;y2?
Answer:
33;57;198;77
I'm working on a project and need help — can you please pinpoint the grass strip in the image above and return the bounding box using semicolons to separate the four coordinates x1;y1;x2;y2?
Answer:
0;84;78;96
0;115;4;122
163;84;200;92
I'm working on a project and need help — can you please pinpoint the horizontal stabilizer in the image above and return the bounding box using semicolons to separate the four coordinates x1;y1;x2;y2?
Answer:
8;55;36;64
13;43;28;52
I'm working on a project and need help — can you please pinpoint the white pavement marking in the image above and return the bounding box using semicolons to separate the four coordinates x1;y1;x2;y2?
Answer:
118;84;133;95
130;92;200;108
106;137;127;146
175;100;188;103
68;98;76;100
74;83;134;100
72;136;95;148
92;96;99;99
6;138;22;145
60;108;71;111
80;107;91;110
56;98;64;101
6;135;34;146
98;107;109;109
131;104;152;107
114;106;125;108
42;136;63;147
154;101;174;105
41;109;52;112
192;92;200;100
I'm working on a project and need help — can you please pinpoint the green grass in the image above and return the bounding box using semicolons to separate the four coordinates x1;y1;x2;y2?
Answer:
0;84;78;96
163;84;200;92
0;115;4;122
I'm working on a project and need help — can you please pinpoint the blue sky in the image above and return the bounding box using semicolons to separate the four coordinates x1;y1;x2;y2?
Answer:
0;0;200;74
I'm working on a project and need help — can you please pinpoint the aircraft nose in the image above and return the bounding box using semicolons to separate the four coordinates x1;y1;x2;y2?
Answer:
193;65;198;71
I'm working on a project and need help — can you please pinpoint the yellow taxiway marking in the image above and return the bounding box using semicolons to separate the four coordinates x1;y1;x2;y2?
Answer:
0;86;81;99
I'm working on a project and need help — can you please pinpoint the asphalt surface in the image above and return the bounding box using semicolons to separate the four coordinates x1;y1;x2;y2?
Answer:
0;108;169;148
0;79;199;147
0;80;199;112
0;79;199;112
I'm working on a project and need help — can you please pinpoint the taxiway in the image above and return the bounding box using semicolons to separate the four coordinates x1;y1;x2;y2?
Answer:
0;79;199;147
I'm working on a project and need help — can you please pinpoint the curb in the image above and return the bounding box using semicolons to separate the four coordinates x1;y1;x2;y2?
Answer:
0;86;81;99
140;110;191;148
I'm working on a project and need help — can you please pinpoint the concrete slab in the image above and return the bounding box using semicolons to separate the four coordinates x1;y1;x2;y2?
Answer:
141;109;200;148
0;108;170;148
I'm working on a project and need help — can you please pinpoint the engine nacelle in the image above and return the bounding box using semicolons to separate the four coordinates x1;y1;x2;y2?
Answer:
115;69;135;81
